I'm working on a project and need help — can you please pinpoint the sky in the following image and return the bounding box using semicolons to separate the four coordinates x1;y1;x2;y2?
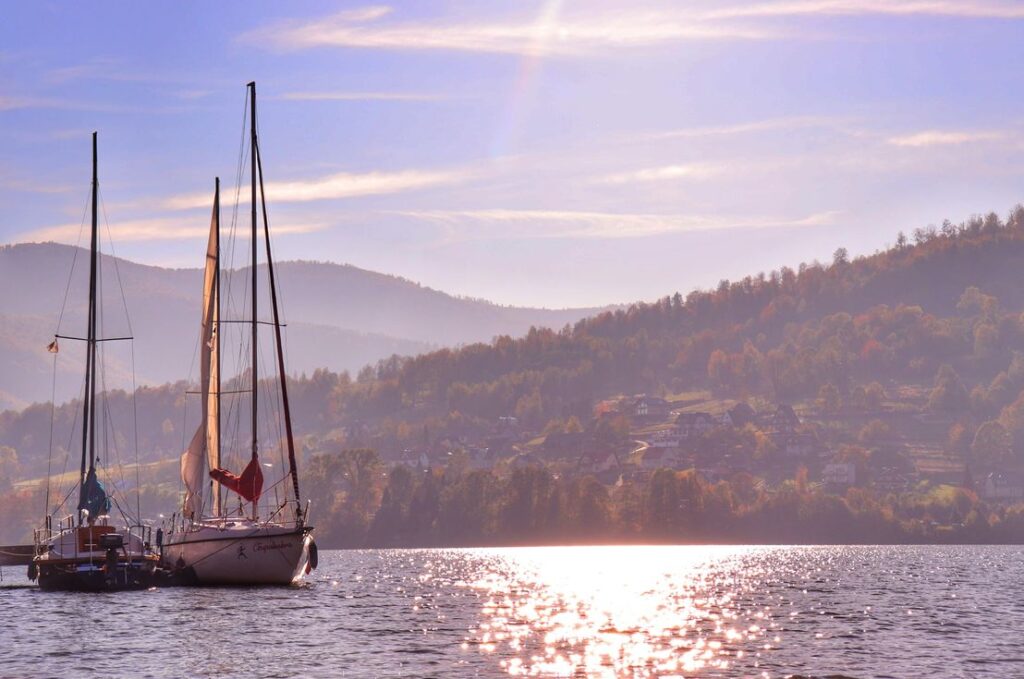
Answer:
1;1;1023;308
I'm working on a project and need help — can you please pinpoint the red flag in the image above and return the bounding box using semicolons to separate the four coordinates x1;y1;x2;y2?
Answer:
210;457;264;503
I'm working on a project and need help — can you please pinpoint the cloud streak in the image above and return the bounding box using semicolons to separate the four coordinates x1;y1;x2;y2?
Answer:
594;163;724;185
19;218;326;244
242;2;1024;58
708;1;1024;20
240;6;780;57
162;168;470;210
278;91;446;102
887;129;1006;147
395;208;838;239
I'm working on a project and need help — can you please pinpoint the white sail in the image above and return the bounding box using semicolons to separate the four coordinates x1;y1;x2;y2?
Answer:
180;197;220;518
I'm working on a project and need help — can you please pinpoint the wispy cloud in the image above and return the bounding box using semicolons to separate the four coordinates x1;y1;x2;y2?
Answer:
593;163;724;185
639;115;847;141
19;218;326;244
887;129;1007;147
240;6;780;57
162;167;470;210
241;2;1024;58
395;208;838;239
278;91;445;102
707;1;1024;20
0;177;74;194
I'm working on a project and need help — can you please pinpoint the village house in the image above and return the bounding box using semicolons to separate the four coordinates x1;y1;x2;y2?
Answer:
822;461;857;491
646;429;682;449
771;431;819;459
768;405;801;433
982;472;1024;503
577;449;621;477
728;402;757;428
675;412;717;439
873;467;915;494
631;395;671;420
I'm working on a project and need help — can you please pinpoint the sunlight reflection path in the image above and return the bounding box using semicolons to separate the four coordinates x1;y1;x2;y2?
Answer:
457;546;789;677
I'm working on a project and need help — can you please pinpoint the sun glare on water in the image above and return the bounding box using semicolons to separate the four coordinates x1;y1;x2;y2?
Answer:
459;545;781;677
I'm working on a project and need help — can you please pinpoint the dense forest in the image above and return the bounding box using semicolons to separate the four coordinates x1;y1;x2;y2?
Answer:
6;206;1024;546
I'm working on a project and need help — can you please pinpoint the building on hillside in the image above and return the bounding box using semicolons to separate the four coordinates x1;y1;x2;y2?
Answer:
647;429;682;449
675;412;717;439
771;431;819;459
769;405;801;433
822;462;857;491
577;449;621;476
632;395;671;420
982;472;1024;503
728;402;757;428
872;467;914;494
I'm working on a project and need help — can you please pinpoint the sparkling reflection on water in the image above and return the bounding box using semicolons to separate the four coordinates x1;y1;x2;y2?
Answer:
2;545;1023;678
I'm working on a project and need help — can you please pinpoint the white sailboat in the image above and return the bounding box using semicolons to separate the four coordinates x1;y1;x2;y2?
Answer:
161;82;317;585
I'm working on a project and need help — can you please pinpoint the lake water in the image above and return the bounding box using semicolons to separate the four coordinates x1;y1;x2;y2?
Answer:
2;545;1022;678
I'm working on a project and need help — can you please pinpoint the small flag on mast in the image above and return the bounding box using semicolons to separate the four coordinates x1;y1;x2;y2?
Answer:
47;338;59;354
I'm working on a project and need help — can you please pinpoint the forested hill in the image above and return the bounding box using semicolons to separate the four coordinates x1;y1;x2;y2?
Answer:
322;206;1024;426
0;242;603;409
6;207;1024;545
5;206;1024;475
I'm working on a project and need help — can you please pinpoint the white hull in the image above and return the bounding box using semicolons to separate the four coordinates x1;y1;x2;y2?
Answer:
162;519;314;585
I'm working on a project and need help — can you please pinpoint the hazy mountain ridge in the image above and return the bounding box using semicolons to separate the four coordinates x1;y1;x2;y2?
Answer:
0;242;604;409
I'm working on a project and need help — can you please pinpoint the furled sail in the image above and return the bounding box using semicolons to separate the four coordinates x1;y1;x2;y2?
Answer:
180;196;220;518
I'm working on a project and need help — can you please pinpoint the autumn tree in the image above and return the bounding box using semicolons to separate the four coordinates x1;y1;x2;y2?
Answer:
928;365;970;414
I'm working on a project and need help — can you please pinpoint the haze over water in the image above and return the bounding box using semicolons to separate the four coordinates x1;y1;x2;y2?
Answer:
2;545;1021;678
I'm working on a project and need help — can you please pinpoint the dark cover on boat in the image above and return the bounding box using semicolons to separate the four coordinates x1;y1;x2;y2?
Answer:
77;467;111;518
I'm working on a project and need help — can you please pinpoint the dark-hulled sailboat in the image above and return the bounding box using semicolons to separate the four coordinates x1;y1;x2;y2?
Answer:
30;133;162;591
161;83;316;585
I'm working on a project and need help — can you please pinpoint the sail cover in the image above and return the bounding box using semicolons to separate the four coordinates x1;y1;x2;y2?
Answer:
77;467;111;518
210;457;264;504
180;197;220;518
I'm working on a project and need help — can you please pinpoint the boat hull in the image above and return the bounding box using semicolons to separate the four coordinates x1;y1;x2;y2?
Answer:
162;522;314;585
36;556;164;592
33;525;168;592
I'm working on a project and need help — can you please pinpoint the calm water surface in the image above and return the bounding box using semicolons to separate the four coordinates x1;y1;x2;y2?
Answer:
1;545;1022;678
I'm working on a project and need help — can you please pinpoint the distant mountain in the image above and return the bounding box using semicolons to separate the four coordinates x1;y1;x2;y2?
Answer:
0;242;604;410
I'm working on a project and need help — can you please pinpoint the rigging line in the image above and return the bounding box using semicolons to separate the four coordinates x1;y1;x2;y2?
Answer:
99;356;129;510
223;91;249;315
98;187;134;336
54;187;92;335
129;343;141;521
44;349;59;520
52;380;86;516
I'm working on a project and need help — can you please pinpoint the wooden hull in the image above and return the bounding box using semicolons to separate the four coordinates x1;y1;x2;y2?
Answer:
162;521;314;585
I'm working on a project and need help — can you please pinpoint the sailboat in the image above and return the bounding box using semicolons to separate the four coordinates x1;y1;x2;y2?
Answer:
161;82;317;585
30;133;163;591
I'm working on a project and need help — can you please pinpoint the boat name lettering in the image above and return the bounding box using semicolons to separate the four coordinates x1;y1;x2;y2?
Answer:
254;541;290;552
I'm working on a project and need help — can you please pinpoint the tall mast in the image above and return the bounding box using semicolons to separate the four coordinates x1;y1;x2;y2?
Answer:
249;82;258;477
78;132;100;523
255;135;302;517
214;176;223;516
